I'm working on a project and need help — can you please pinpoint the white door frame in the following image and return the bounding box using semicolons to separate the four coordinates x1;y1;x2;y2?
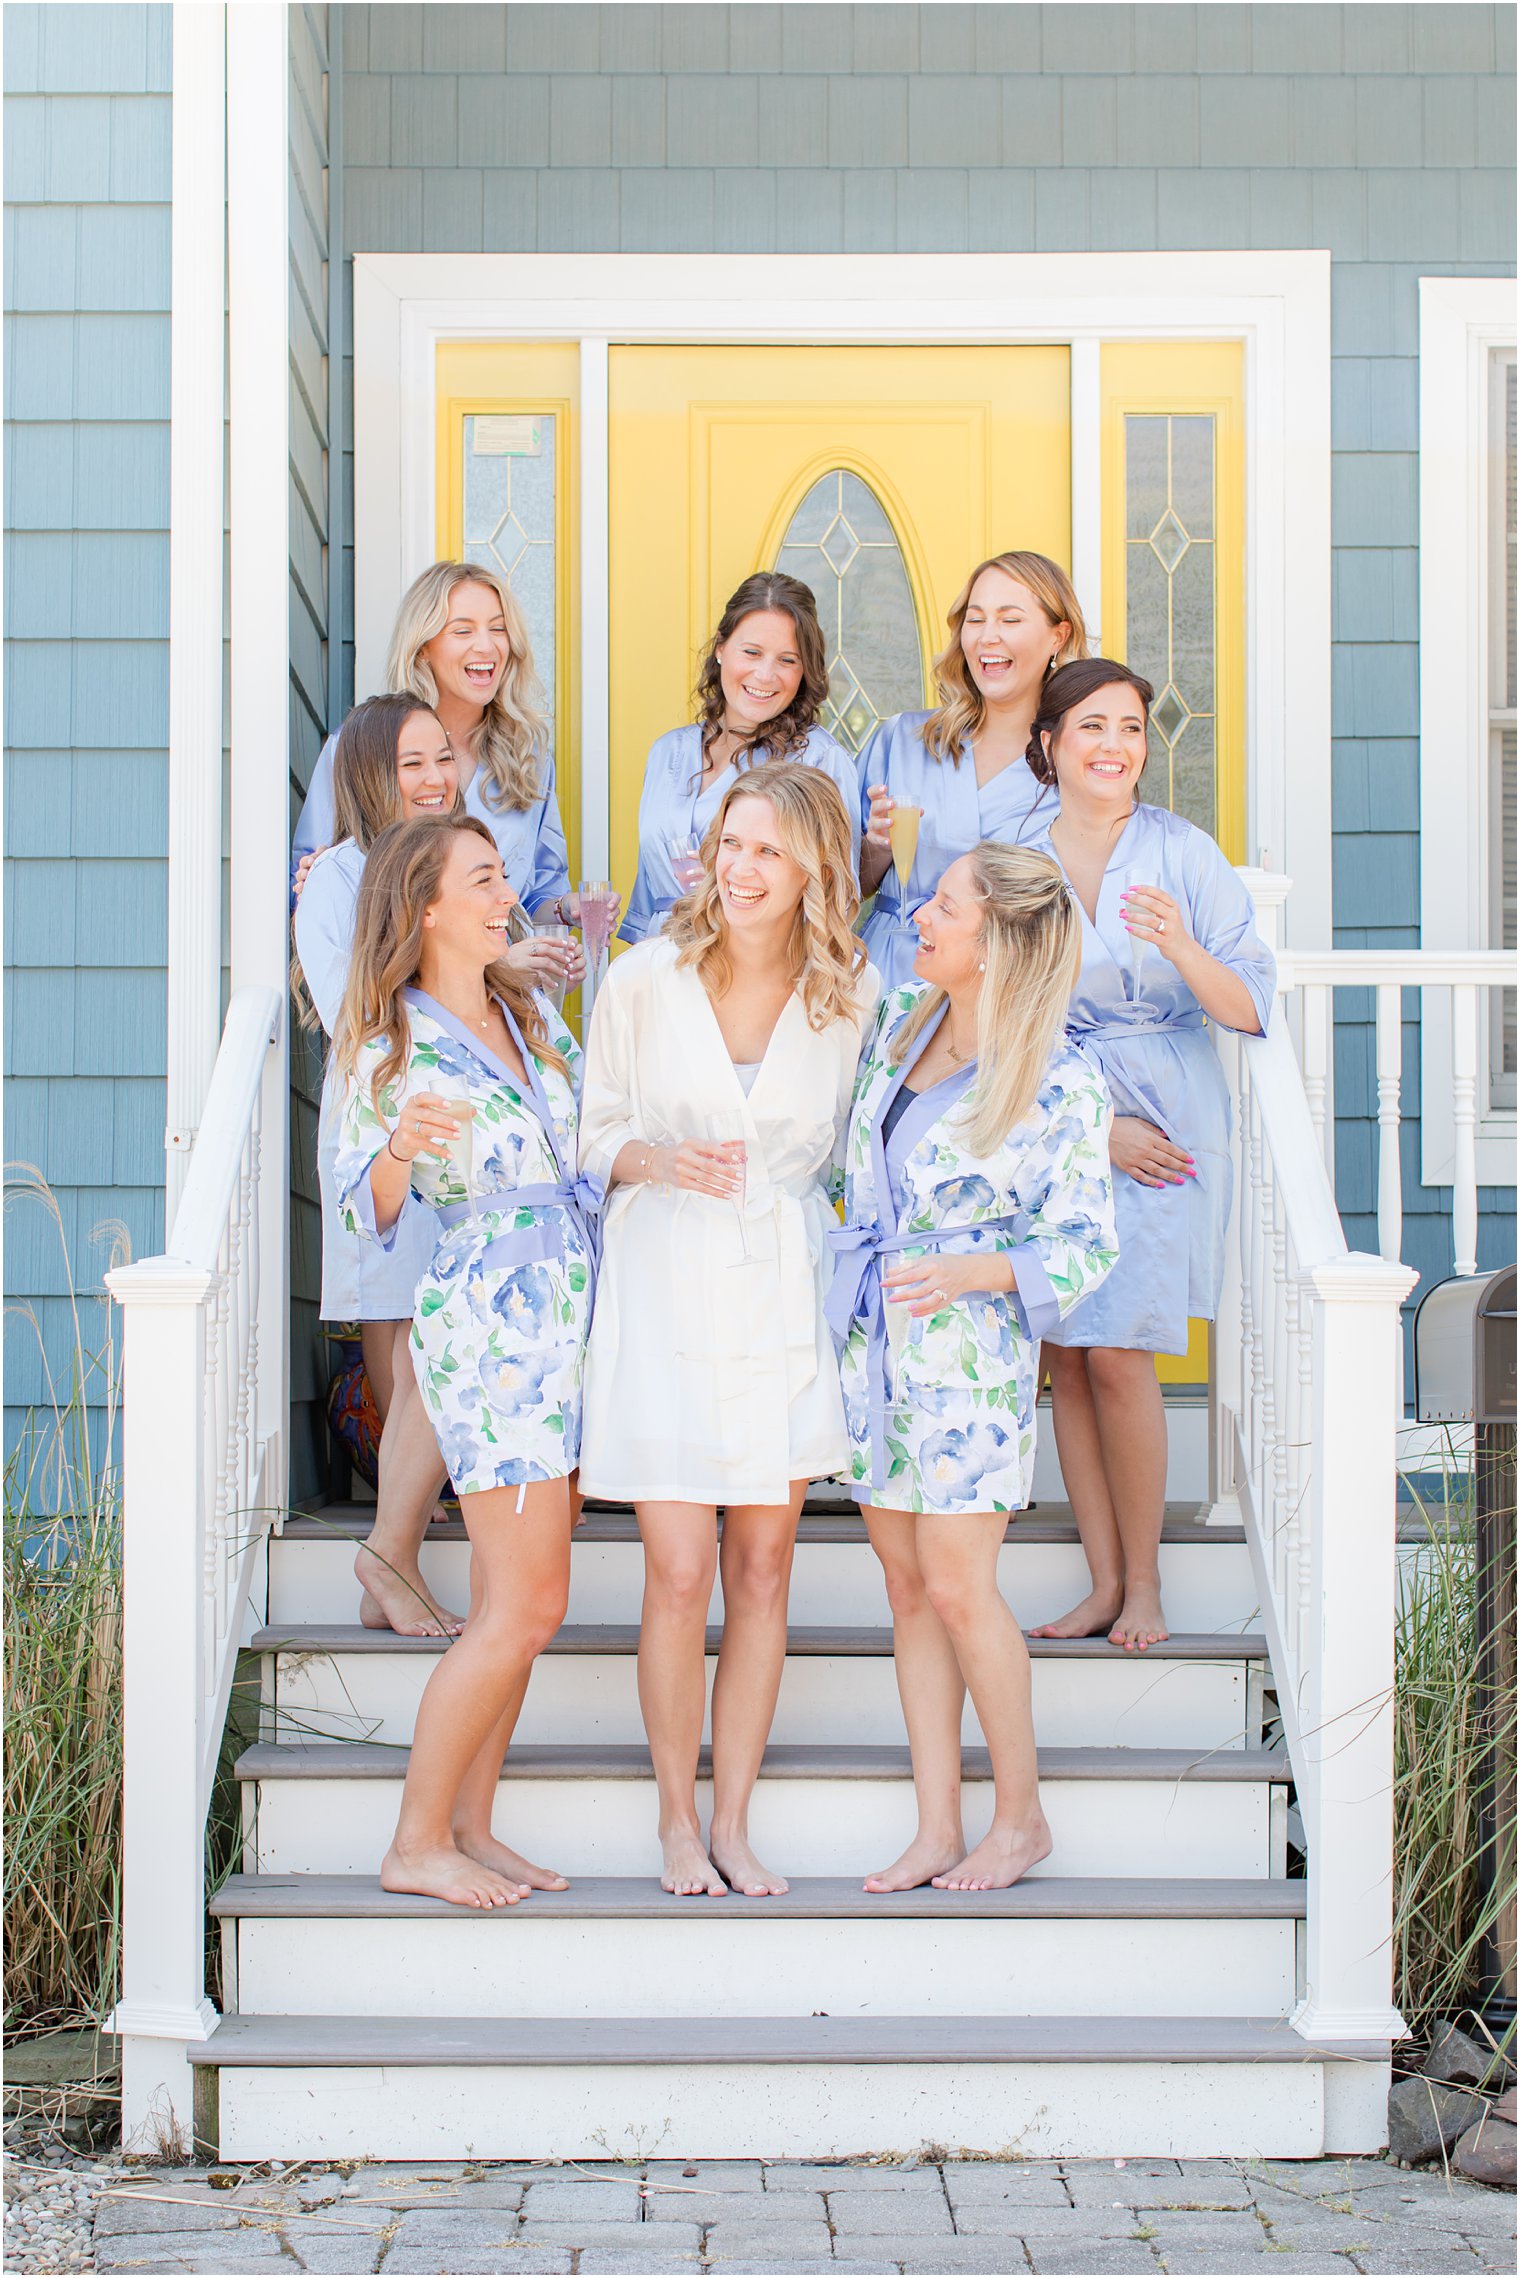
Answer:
352;250;1331;942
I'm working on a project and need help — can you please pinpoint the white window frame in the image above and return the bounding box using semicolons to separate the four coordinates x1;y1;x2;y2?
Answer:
1418;276;1517;1185
351;249;1333;944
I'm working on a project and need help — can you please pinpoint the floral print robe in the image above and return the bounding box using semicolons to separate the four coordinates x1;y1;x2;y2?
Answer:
831;984;1118;1514
335;989;595;1495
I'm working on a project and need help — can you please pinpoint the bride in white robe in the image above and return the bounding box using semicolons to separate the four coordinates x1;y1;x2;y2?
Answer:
579;763;877;1901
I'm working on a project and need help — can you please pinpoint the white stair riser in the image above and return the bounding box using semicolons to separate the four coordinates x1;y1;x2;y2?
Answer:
210;2055;1330;2161
247;1774;1282;1881
268;1650;1256;1752
232;1914;1299;2021
268;1536;1258;1632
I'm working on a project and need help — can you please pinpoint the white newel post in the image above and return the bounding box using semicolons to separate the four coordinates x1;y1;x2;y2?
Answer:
102;1260;220;2154
1292;1251;1417;2045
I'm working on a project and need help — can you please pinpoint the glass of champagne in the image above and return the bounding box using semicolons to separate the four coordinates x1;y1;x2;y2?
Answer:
708;1109;752;1264
668;832;705;896
532;918;574;1013
426;1076;479;1227
888;802;923;892
577;878;617;992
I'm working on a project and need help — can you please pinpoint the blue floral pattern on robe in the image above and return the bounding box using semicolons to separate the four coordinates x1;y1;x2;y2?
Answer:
836;985;1119;1514
334;996;590;1495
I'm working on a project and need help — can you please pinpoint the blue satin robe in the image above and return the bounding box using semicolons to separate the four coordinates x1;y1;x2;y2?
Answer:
1024;803;1277;1355
292;731;571;913
857;711;1056;985
292;840;439;1321
620;723;862;945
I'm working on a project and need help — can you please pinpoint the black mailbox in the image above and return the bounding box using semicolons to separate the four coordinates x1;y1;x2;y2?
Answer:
1413;1265;1516;1426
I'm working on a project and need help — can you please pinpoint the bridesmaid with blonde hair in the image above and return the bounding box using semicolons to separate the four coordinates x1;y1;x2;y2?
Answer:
859;551;1087;985
579;762;877;1901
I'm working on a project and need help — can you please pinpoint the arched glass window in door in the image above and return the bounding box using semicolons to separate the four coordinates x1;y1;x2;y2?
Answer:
774;470;923;756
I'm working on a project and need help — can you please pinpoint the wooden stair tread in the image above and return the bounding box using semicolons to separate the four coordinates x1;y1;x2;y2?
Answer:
234;1739;1290;1785
281;1502;1241;1547
210;1872;1307;1921
191;2012;1380;2068
249;1621;1268;1660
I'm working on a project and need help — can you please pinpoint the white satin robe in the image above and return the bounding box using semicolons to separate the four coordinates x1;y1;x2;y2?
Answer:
577;938;880;1506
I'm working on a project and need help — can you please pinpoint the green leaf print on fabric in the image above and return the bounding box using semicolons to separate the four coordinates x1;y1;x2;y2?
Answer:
419;1286;448;1318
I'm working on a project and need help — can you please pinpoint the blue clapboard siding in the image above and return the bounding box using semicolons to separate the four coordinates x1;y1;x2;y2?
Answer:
3;3;173;1502
288;4;331;1504
334;2;1516;1341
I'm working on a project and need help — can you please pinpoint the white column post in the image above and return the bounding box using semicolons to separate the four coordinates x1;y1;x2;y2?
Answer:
1292;1251;1417;2044
578;338;611;885
1451;983;1480;1275
227;2;290;1512
103;1260;220;2154
1374;983;1404;1264
164;2;228;1219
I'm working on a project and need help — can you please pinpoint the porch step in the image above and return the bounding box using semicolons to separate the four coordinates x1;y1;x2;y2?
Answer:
193;2011;1386;2162
213;1872;1304;2021
271;1503;1257;1631
253;1624;1269;1752
236;1741;1290;1879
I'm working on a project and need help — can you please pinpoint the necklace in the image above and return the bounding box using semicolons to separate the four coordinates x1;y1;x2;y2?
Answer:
944;1023;976;1065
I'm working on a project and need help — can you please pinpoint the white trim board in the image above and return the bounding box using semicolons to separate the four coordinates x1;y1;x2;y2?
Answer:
1418;277;1517;1189
352;250;1332;947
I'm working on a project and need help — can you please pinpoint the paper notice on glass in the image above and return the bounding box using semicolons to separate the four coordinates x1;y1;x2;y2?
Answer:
471;415;543;457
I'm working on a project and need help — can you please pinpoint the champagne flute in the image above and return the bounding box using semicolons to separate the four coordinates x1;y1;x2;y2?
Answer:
708;1109;752;1264
668;831;705;895
426;1075;479;1227
532;918;574;1014
577;878;617;992
1124;880;1153;1008
888;802;923;892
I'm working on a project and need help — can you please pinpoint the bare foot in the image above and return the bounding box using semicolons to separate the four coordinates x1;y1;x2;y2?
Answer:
932;1814;1053;1892
356;1546;464;1637
429;1501;453;1526
380;1840;527;1909
709;1830;789;1898
1028;1586;1124;1640
1109;1586;1169;1653
454;1827;568;1891
660;1829;728;1898
863;1833;965;1895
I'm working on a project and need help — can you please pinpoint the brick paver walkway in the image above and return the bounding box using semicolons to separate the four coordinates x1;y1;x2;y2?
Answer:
87;2154;1516;2274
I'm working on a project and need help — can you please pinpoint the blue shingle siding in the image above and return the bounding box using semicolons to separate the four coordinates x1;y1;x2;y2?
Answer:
329;1;1513;1331
3;4;172;1494
288;5;333;1503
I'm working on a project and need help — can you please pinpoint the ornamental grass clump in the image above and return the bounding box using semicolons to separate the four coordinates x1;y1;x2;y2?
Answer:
3;1168;127;2035
1393;1455;1517;2051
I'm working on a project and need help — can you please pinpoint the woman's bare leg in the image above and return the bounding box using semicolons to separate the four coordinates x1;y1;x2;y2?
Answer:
861;1507;967;1891
1030;1345;1127;1639
1086;1348;1170;1650
915;1511;1051;1891
450;1537;569;1890
356;1322;461;1636
708;1485;807;1896
636;1501;725;1896
380;1478;572;1908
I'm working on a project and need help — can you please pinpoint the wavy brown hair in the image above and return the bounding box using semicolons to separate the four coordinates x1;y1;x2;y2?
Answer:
890;843;1083;1158
666;761;867;1033
388;559;548;813
292;695;462;1031
1026;656;1154;786
335;815;567;1108
921;551;1088;764
691;572;829;771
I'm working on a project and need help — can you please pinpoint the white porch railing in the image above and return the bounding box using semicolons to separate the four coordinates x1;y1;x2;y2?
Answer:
1277;951;1515;1279
105;985;283;2152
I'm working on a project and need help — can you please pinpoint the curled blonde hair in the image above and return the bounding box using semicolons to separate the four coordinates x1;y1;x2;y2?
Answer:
336;815;567;1108
387;560;548;812
666;760;867;1033
922;551;1089;765
890;843;1081;1158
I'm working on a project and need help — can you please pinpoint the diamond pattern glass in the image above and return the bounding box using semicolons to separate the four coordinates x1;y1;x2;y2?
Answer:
462;412;557;749
774;469;923;757
1125;413;1217;837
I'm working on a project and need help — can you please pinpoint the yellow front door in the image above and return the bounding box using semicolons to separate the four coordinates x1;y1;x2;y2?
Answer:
606;343;1071;901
